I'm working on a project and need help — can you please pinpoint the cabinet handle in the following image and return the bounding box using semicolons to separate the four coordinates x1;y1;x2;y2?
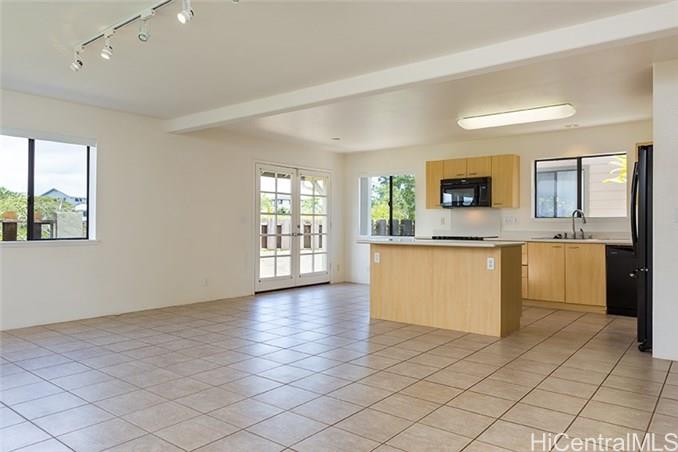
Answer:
569;246;580;249
494;202;503;206
552;245;562;248
468;172;477;176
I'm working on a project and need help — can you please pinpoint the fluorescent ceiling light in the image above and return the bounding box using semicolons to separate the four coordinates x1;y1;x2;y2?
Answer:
457;104;576;130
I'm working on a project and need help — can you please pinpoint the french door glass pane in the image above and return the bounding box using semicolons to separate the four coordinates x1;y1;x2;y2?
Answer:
314;254;327;272
313;216;327;234
300;255;313;274
259;235;276;256
276;194;291;214
314;197;327;214
260;258;274;278
277;173;291;194
277;256;291;276
34;140;88;239
260;172;276;192
313;235;327;252
260;193;275;213
300;196;314;215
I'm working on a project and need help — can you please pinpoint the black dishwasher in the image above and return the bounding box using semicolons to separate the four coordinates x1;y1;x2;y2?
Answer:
606;245;637;317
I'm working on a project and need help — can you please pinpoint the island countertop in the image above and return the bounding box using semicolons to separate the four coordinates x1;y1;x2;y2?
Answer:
357;238;524;248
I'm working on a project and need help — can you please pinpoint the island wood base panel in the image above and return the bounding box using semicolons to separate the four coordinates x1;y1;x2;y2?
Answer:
369;244;522;337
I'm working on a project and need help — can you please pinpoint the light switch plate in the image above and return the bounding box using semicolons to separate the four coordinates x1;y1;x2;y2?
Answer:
486;257;495;270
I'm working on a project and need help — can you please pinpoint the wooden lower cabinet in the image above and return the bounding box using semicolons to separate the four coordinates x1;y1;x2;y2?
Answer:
527;242;565;302
525;242;607;308
565;244;606;306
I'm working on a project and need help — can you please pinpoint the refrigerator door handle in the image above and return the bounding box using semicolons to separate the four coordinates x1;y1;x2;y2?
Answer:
630;161;639;252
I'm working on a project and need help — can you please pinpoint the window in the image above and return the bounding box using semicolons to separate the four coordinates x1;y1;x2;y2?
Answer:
534;153;627;218
359;175;415;236
0;134;92;241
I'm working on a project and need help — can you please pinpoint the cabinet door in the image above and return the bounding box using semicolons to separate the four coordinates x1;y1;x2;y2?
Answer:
491;155;520;208
426;161;444;209
565;244;606;306
521;266;528;299
466;157;492;177
527;243;565;302
443;159;467;179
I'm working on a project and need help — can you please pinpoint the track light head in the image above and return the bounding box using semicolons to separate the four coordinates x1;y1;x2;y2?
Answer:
138;20;150;42
70;50;83;72
177;0;193;24
100;32;114;60
138;9;154;42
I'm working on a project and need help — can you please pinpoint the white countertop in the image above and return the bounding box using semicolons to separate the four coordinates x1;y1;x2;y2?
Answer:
503;238;632;246
357;237;632;247
357;238;524;248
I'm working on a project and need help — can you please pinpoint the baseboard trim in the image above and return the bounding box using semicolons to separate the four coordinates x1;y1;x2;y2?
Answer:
523;299;606;314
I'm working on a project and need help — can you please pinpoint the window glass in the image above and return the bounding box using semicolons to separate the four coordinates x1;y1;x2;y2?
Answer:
535;159;577;218
34;140;88;239
534;154;627;218
391;175;416;236
359;175;416;237
0;135;29;241
370;176;390;236
582;155;628;218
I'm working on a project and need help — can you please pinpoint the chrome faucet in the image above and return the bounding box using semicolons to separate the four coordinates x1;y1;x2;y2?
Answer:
571;209;587;239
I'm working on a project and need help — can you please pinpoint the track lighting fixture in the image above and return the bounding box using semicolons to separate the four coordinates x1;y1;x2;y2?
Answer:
70;49;83;72
71;0;231;71
177;0;194;24
100;31;114;60
138;9;154;42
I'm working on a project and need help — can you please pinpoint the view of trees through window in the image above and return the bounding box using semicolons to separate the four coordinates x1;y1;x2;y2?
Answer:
367;175;416;236
0;135;90;241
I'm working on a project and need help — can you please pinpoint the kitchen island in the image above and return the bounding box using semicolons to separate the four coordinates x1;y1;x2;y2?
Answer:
360;239;524;337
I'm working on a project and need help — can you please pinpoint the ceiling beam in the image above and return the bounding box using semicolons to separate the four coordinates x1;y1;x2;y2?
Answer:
164;1;678;133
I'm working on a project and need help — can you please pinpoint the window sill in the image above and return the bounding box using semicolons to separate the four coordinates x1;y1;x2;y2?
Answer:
0;239;100;248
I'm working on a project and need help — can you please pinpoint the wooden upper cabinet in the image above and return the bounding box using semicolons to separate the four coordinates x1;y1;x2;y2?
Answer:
426;160;444;209
491;155;520;208
527;242;565;302
565;244;606;306
466;157;492;178
443;159;467;179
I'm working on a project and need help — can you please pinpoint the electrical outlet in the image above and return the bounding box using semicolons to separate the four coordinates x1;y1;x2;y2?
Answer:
373;252;381;264
201;277;209;287
440;216;446;226
486;257;495;271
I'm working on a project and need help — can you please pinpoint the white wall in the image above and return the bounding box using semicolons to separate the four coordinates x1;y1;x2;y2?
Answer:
0;90;345;330
652;60;678;361
344;121;652;283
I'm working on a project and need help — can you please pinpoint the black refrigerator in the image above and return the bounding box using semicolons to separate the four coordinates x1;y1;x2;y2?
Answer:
630;144;653;352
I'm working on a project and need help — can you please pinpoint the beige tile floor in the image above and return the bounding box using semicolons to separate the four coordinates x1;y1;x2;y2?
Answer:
1;283;676;452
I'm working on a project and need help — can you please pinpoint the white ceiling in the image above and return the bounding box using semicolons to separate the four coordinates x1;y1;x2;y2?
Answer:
0;0;667;119
225;35;678;152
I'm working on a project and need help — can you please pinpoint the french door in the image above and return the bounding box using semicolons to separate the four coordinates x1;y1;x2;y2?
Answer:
255;164;330;292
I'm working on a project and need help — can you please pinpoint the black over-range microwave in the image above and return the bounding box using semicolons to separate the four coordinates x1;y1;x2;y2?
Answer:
440;177;492;208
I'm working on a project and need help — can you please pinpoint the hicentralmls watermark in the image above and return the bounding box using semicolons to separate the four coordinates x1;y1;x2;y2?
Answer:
531;432;678;451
